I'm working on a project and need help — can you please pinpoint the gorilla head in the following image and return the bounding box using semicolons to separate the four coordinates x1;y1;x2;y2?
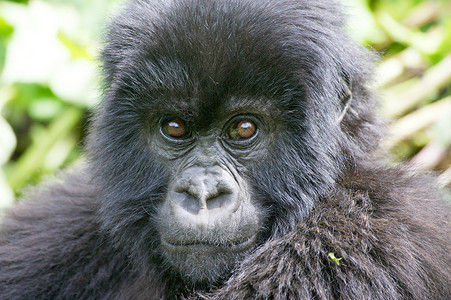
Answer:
89;0;379;284
0;1;449;299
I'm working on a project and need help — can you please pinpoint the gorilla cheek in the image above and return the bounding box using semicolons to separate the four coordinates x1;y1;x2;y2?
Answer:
156;165;261;282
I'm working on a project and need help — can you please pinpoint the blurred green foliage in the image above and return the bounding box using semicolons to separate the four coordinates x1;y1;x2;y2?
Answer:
0;0;121;206
0;0;450;207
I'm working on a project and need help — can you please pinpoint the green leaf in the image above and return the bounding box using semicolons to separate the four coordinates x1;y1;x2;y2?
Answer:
328;253;343;266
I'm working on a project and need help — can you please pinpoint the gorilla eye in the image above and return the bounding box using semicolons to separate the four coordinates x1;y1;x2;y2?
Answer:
161;119;190;139
227;120;257;140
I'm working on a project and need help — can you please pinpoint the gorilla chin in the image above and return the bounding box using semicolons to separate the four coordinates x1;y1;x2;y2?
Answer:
161;234;257;283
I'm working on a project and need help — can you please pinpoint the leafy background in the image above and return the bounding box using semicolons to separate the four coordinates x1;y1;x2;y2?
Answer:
1;0;450;208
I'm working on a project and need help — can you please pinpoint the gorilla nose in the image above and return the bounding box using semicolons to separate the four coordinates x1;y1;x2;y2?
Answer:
170;166;241;217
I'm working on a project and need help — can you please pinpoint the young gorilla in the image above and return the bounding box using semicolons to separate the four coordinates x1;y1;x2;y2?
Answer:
1;0;450;299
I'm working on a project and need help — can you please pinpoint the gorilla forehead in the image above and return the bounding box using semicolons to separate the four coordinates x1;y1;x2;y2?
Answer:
104;0;347;107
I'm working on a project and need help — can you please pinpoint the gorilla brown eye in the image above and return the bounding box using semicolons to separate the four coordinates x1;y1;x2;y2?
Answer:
228;120;257;140
162;119;189;139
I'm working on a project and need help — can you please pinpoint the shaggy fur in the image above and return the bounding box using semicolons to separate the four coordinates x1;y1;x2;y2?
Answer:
203;165;450;299
0;0;450;299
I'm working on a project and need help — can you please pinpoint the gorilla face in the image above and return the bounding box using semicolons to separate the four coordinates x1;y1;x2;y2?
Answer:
153;109;274;282
92;0;365;285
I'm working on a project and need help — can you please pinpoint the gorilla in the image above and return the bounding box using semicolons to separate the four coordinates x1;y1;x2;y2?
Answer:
0;0;450;299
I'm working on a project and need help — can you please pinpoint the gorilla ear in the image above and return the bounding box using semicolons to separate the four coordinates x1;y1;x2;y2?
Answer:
337;80;353;124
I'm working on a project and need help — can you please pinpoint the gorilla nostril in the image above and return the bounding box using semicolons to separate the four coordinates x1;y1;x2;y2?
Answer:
171;191;200;215
205;189;234;210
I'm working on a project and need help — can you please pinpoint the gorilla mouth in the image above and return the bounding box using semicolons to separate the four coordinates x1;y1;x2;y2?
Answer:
161;234;257;252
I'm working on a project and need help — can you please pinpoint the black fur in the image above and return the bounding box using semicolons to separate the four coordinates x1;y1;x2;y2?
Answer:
0;0;449;299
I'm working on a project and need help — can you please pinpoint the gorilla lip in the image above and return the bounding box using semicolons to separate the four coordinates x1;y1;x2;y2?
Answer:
161;234;257;252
